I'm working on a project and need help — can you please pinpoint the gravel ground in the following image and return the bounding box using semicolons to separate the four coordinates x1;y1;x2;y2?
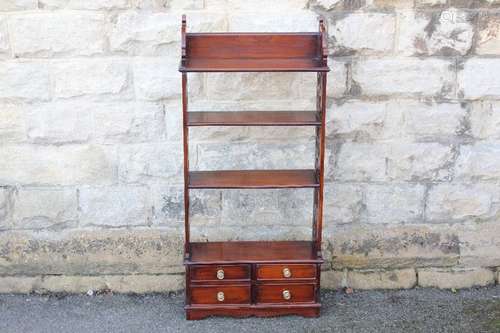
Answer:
0;286;499;333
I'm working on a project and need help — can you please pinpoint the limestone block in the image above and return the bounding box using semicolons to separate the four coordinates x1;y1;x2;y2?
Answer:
0;0;37;11
476;13;500;55
228;11;317;32
39;0;129;9
324;182;363;224
11;187;78;230
53;59;130;99
458;58;500;99
470;101;500;139
0;62;50;101
9;13;105;57
346;268;417;289
418;268;495;289
364;184;425;224
352;58;454;97
457;222;500;267
79;186;150;227
455;142;500;181
0;16;8;55
0;104;26;143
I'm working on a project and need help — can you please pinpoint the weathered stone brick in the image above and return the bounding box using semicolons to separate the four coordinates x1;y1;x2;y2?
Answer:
386;143;454;181
400;101;466;140
398;9;474;56
0;0;36;11
346;268;417;289
93;102;165;144
426;183;499;222
352;58;454;97
324;183;363;224
11;188;77;230
225;0;309;10
134;58;202;100
0;104;26;143
0;145;117;186
329;224;460;269
0;62;50;101
476;13;500;55
455;143;500;180
110;12;225;55
329;13;395;55
79;186;150;227
415;0;447;6
364;184;425;224
206;72;303;100
458;59;500;99
336;143;453;182
470;101;500;139
418;268;495;289
221;189;312;227
0;16;8;55
0;229;184;275
228;11;317;32
129;0;168;9
196;142;314;170
118;144;183;184
321;270;345;289
53;59;130;100
9;13;105;57
328;100;403;141
327;60;347;97
150;185;222;225
0;187;10;224
457;221;500;267
25;102;92;144
0;276;39;293
39;0;128;9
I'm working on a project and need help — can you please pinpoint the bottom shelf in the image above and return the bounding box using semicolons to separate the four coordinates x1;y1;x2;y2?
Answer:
186;240;322;264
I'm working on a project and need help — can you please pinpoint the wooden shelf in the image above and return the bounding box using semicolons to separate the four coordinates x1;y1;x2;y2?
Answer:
188;170;318;189
188;111;320;126
180;58;329;72
187;241;322;264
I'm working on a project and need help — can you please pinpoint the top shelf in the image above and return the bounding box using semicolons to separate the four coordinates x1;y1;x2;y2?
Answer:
180;21;330;73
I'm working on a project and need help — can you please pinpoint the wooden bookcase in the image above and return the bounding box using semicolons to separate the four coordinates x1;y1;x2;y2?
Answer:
179;15;330;320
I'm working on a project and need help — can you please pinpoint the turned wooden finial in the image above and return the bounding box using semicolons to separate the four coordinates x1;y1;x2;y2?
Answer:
181;15;187;60
319;17;328;62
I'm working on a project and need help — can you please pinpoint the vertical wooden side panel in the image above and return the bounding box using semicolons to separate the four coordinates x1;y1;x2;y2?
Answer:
182;73;190;258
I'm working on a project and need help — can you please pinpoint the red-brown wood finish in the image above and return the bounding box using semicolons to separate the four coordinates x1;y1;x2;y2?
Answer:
180;16;329;320
255;284;316;304
190;285;251;305
188;170;319;189
190;265;251;282
256;264;317;281
188;111;320;126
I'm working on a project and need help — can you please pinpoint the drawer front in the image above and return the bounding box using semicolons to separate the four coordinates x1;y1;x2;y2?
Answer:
256;264;316;280
190;285;251;305
190;265;250;282
256;284;315;304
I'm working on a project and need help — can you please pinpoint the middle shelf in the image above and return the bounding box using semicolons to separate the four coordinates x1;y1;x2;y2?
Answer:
188;169;319;189
187;111;320;126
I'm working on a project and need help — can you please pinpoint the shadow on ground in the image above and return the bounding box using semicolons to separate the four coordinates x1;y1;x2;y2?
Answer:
0;286;499;332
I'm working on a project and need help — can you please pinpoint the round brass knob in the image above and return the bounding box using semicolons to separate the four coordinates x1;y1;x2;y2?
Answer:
216;269;224;280
282;290;291;300
217;291;225;302
283;267;292;278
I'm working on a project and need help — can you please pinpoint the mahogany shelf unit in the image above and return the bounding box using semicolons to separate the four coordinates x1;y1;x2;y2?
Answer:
179;15;330;320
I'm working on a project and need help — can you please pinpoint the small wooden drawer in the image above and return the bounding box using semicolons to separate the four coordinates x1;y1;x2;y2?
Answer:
256;264;316;280
190;285;251;305
255;284;315;304
190;264;250;282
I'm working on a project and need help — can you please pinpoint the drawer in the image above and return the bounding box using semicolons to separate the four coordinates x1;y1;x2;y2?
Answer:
190;264;250;282
190;285;251;305
256;264;316;280
255;284;315;304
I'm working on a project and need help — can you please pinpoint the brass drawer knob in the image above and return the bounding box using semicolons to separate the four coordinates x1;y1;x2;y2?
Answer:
217;291;225;302
283;267;292;278
216;269;225;280
282;290;291;300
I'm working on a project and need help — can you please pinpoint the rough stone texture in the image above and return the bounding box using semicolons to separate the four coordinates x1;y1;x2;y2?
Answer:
459;58;500;99
398;9;474;56
352;58;454;97
10;187;78;230
329;13;395;55
418;268;496;289
9;13;105;57
0;1;499;292
346;268;417;289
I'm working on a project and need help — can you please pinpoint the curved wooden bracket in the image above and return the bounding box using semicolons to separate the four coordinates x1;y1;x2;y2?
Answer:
181;14;187;61
318;18;328;63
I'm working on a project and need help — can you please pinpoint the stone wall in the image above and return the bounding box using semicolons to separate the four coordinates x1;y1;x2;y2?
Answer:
0;0;499;293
